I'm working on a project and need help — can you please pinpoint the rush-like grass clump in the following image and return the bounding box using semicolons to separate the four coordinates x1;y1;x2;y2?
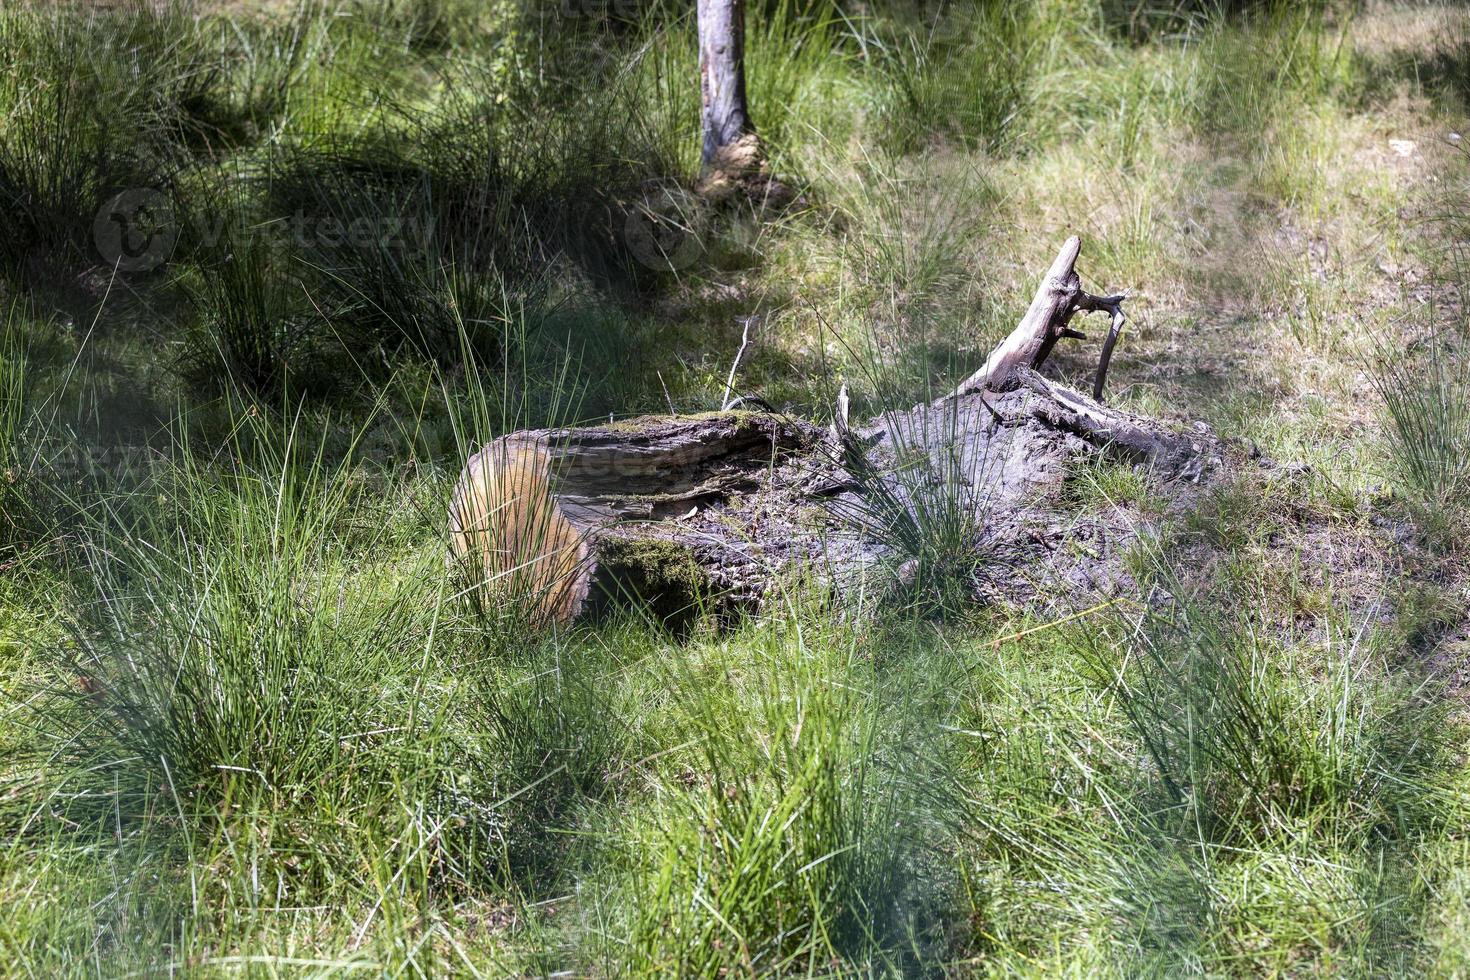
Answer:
1370;330;1470;551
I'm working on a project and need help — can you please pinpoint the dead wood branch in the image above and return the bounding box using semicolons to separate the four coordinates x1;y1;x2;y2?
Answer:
952;237;1130;400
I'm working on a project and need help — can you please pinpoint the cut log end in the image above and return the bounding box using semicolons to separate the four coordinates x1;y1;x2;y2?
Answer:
448;441;595;625
449;411;820;626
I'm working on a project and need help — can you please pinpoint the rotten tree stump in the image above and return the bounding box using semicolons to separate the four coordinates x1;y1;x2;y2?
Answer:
449;238;1227;625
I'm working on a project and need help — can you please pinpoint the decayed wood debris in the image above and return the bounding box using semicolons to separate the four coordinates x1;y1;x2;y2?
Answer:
449;238;1230;624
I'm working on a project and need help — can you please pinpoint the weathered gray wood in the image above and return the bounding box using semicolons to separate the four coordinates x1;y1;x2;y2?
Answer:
953;237;1129;401
1074;290;1128;401
480;413;817;528
449;413;820;623
448;239;1228;625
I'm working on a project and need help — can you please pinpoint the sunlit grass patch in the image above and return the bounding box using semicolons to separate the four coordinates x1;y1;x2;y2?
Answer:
607;604;955;975
945;558;1466;973
1368;330;1470;550
1;402;534;968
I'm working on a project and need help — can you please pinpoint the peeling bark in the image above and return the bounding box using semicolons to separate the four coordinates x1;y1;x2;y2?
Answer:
697;0;758;176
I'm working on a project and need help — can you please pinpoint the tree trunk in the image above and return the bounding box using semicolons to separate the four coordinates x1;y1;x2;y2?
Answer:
449;239;1230;625
697;0;758;176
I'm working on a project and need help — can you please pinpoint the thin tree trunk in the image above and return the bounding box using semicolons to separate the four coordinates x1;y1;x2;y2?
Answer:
697;0;761;179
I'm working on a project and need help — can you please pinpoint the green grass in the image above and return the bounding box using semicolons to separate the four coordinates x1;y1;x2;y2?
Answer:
618;606;951;974
2;0;1470;974
1369;324;1470;552
0;308;29;553
946;570;1464;974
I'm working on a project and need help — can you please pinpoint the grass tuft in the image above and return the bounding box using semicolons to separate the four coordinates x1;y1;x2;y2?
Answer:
1368;331;1470;549
622;607;951;975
